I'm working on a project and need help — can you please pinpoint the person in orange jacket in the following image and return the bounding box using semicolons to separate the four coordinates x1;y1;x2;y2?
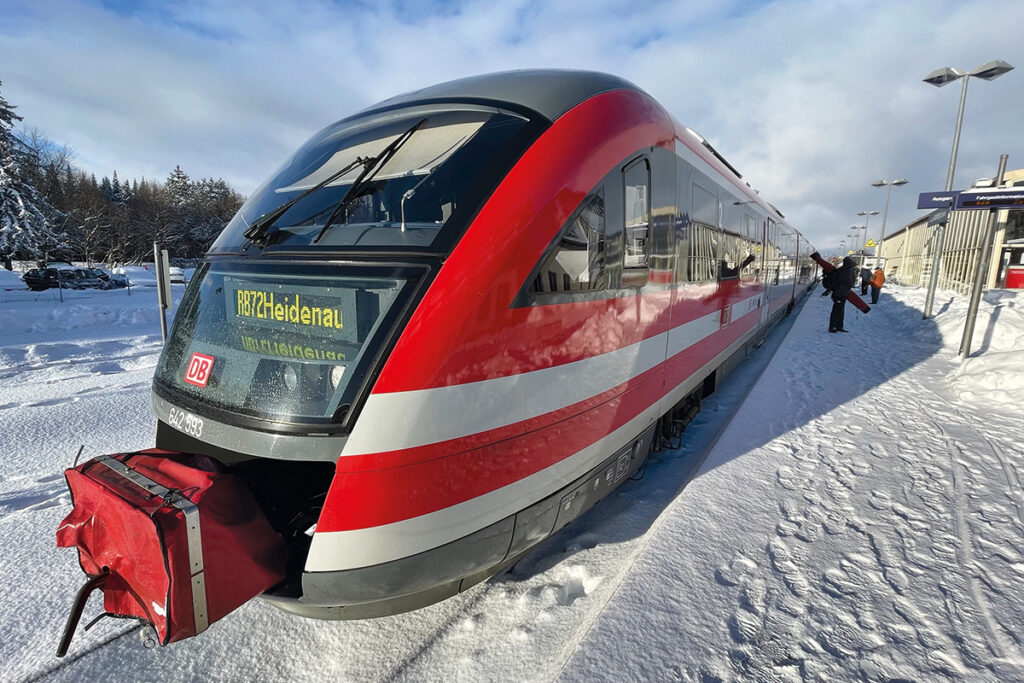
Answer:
869;267;885;304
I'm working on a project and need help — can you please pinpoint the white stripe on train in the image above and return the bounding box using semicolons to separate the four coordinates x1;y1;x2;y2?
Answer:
342;292;763;457
310;293;763;571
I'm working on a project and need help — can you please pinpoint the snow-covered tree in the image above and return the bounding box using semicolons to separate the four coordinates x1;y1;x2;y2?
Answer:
0;81;60;269
165;165;192;209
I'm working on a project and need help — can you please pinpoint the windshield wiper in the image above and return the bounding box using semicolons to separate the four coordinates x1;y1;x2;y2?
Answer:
242;155;374;249
312;117;428;244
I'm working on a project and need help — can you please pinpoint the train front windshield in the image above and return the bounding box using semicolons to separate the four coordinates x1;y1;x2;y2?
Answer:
154;261;414;425
210;107;531;253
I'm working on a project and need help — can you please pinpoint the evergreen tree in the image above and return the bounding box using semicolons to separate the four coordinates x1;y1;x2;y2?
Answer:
111;170;122;203
165;165;191;208
0;81;61;269
100;175;113;201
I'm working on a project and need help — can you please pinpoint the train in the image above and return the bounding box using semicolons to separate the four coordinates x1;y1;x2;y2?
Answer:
59;70;818;642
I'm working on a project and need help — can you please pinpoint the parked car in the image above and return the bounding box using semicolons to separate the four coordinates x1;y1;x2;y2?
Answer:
168;266;186;284
108;272;130;288
67;268;109;289
22;268;64;291
23;265;113;291
87;267;111;283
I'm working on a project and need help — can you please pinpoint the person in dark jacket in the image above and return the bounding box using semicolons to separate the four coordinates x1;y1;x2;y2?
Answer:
822;256;857;333
859;266;872;295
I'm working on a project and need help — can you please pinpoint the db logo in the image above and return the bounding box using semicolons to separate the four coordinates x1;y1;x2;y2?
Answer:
184;352;215;387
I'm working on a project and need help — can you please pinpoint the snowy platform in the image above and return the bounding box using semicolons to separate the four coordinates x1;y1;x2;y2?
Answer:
1;284;1022;681
561;286;1024;681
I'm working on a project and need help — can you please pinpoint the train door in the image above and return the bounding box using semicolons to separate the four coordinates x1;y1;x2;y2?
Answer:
760;217;776;326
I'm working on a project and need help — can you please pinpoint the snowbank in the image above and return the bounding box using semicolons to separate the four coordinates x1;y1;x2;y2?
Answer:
0;269;27;290
886;286;1024;412
113;266;157;287
0;288;173;338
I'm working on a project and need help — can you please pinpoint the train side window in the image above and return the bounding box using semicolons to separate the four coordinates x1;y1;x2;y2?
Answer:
719;233;740;280
528;188;606;295
744;214;761;279
689;182;718;281
622;158;650;287
674;160;691;283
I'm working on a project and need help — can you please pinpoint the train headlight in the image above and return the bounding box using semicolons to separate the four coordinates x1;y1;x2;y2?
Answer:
329;365;345;390
282;365;298;392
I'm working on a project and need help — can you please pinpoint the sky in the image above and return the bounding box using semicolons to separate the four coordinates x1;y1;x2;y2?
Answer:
0;0;1022;252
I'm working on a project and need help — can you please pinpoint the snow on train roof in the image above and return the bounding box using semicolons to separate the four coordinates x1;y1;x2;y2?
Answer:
355;69;643;123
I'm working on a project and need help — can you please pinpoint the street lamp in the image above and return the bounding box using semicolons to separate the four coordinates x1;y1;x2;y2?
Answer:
923;60;1014;192
848;227;864;258
923;59;1014;318
856;212;877;255
871;179;908;263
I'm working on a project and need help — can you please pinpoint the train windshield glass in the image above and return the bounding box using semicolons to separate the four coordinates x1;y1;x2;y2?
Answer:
154;261;412;424
211;107;530;252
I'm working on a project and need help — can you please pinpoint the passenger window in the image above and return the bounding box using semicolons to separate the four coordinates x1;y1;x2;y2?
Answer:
719;233;740;280
530;188;606;294
689;183;718;282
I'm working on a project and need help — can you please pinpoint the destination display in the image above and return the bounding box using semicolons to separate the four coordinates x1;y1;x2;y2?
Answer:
225;276;358;342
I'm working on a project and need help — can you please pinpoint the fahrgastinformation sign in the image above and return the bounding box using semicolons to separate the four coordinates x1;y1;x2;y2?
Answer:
955;188;1024;210
918;187;1024;211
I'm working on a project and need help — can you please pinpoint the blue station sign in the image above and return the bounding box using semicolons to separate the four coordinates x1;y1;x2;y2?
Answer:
956;188;1024;210
917;191;960;209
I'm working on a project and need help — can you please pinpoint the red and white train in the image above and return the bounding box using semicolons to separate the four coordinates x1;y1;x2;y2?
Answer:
123;70;817;621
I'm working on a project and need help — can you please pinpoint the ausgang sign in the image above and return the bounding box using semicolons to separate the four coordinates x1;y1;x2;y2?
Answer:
917;191;960;209
955;188;1024;209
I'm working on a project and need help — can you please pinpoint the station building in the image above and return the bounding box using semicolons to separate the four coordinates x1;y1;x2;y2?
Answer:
879;168;1024;293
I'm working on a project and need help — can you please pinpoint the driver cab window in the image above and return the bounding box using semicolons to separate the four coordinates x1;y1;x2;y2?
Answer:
622;157;650;287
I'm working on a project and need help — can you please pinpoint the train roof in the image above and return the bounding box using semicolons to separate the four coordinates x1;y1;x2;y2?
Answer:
357;69;645;122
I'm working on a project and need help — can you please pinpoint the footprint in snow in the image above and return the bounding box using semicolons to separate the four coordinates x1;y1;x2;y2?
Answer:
776;466;799;491
767;537;811;598
0;474;68;519
89;361;124;374
459;613;485;632
714;554;757;586
555;565;600;606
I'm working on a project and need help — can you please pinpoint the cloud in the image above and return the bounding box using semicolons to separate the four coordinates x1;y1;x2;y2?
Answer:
1;0;1021;250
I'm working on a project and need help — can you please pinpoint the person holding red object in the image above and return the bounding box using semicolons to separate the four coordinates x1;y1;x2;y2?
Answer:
821;256;857;332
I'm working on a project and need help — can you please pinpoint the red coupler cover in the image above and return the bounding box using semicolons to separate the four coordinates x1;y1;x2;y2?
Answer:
57;449;287;644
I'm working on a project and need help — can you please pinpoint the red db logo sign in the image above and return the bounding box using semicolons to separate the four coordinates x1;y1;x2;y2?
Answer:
184;352;215;387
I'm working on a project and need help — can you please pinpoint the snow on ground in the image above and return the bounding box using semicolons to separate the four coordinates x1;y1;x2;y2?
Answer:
0;282;1022;682
561;286;1024;681
0;269;26;289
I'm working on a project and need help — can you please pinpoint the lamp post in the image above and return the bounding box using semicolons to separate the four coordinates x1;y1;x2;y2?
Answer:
848;228;864;260
871;179;907;265
922;59;1014;319
856;212;878;257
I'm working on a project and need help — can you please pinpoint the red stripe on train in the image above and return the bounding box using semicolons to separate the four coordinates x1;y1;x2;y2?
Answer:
316;310;759;532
